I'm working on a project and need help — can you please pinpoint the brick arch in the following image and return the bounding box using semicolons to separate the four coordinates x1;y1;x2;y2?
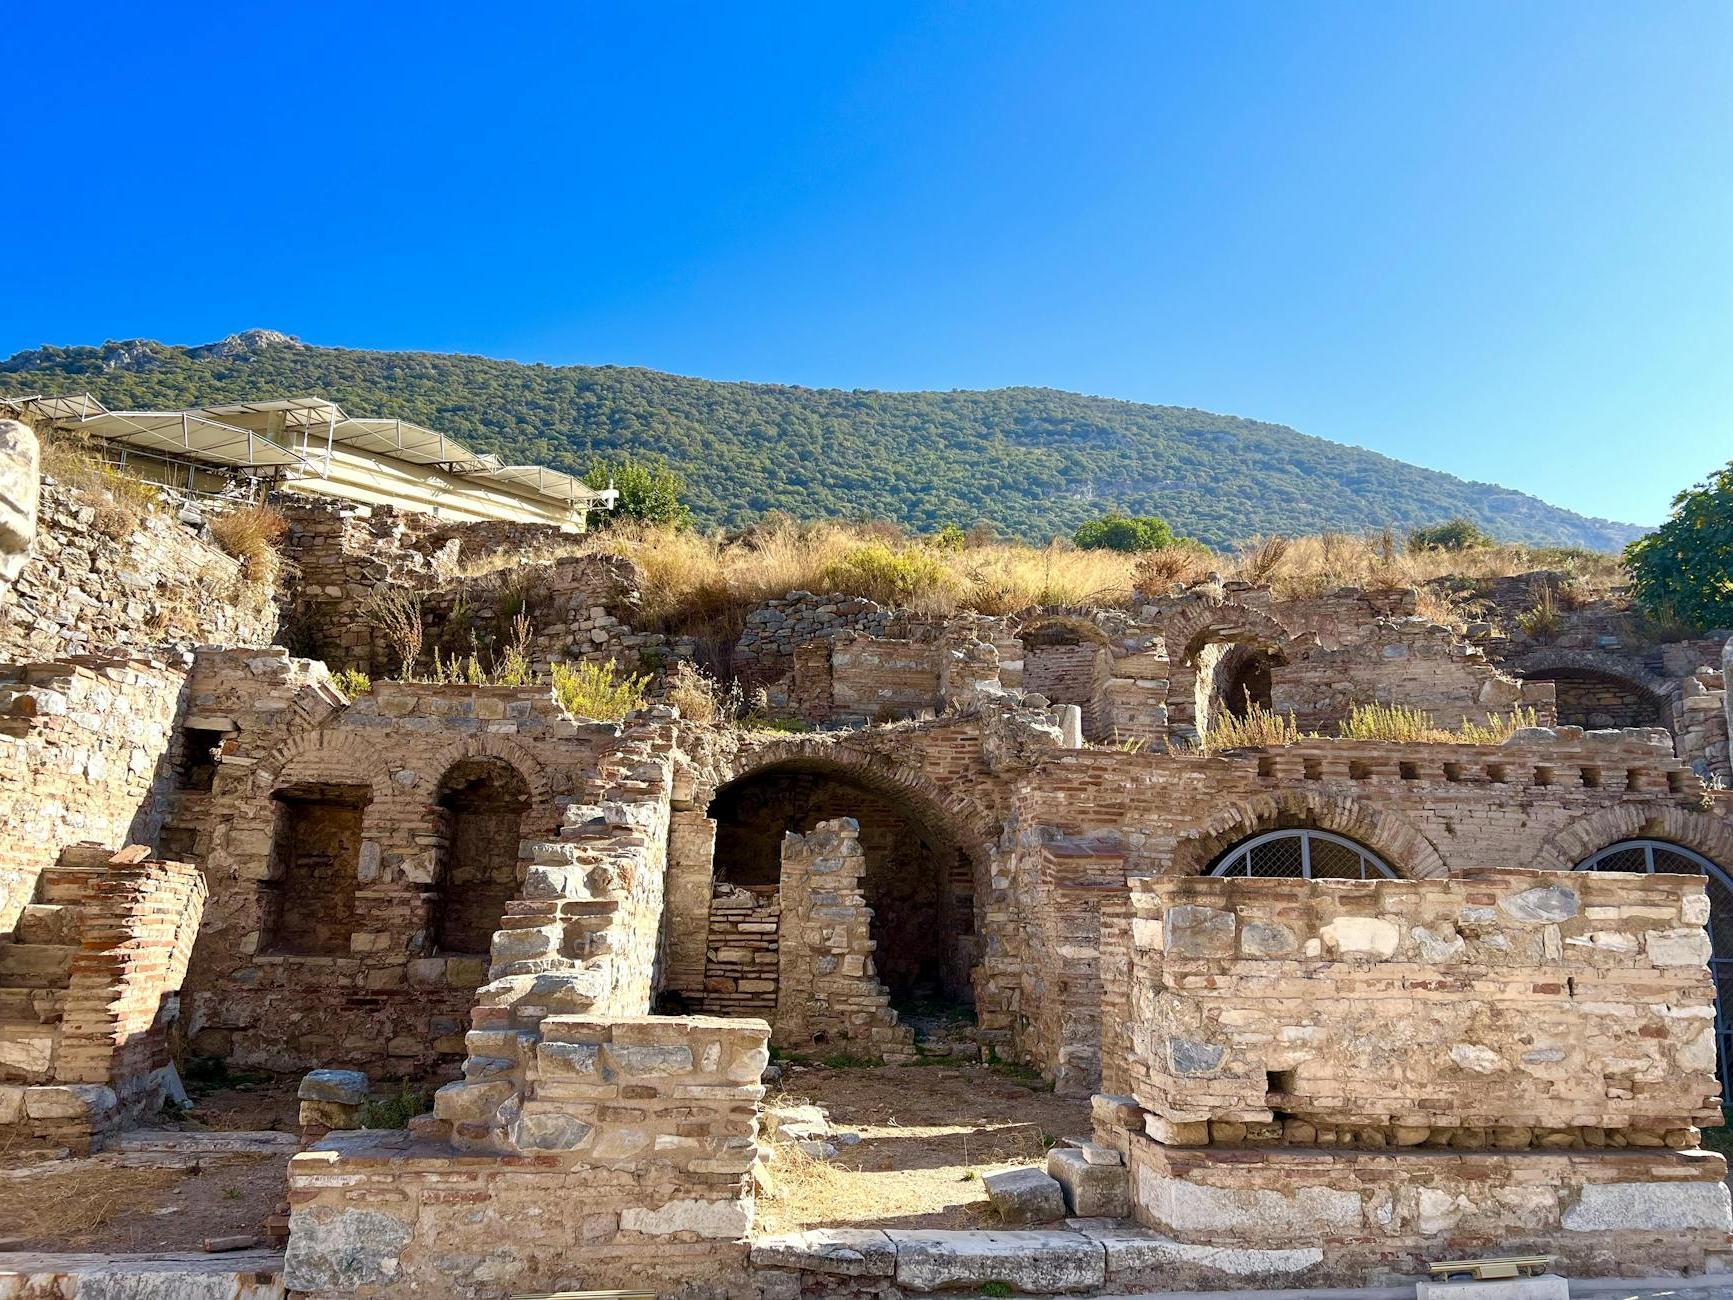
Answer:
1004;607;1118;646
411;734;554;807
254;729;397;802
711;736;999;853
1161;602;1306;736
1509;648;1676;704
1535;802;1733;874
1170;788;1448;880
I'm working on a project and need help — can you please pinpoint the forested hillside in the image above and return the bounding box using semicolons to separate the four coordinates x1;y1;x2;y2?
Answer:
0;331;1641;549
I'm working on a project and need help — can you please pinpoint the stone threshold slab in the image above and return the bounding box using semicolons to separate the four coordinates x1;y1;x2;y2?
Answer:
0;1250;284;1298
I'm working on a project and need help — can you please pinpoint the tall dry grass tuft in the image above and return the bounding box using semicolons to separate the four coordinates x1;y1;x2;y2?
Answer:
1336;701;1540;745
207;503;288;589
1191;702;1306;754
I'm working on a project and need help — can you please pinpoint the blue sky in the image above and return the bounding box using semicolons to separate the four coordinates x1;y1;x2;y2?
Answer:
2;3;1727;528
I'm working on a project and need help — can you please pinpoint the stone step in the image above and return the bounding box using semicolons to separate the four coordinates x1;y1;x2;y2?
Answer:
34;868;94;905
0;942;75;988
15;903;80;946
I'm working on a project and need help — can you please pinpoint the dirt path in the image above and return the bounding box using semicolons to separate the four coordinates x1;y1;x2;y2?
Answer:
755;1061;1092;1234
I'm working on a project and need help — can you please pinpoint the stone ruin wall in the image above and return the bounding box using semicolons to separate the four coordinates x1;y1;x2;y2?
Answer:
0;482;277;661
172;648;635;1079
1089;868;1731;1282
0;654;186;931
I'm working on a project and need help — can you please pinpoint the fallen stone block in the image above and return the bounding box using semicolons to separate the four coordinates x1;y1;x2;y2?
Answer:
1048;1147;1129;1218
891;1229;1105;1293
983;1167;1067;1224
297;1069;368;1106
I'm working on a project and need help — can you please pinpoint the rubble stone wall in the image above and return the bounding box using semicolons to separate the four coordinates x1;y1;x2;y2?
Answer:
0;656;185;933
0;483;276;661
287;1014;768;1298
1111;868;1719;1141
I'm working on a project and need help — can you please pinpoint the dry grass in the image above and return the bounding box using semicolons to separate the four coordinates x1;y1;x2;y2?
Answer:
1335;701;1540;745
206;503;288;589
1190;702;1305;754
580;520;1624;639
0;1165;187;1241
38;430;159;536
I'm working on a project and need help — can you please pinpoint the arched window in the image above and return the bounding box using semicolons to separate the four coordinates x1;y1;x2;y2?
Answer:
1575;839;1732;1098
1208;828;1396;880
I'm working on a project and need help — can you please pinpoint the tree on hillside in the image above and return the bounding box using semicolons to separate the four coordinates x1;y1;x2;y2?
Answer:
585;454;692;529
1072;511;1179;553
1407;517;1494;551
1625;462;1733;630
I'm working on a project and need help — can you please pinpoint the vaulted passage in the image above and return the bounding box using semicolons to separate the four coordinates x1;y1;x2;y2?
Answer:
707;765;975;1010
433;758;531;956
1523;668;1669;731
1020;622;1111;741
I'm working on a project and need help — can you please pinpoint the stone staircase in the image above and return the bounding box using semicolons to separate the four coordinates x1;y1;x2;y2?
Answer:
0;867;88;1085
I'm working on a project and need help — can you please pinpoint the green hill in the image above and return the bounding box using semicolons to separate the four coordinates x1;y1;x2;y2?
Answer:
0;331;1641;550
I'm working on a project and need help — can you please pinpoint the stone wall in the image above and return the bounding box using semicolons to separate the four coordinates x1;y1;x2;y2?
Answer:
0;655;185;932
172;648;630;1077
734;592;895;688
1273;620;1557;731
0;483;276;660
286;1014;768;1298
1109;867;1720;1142
694;883;779;1016
773;819;915;1062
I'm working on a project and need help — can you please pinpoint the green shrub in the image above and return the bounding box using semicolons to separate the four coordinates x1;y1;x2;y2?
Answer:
1625;461;1733;631
1072;511;1179;553
822;542;956;606
359;1085;429;1130
552;658;651;719
584;454;693;528
1408;517;1495;552
330;667;372;697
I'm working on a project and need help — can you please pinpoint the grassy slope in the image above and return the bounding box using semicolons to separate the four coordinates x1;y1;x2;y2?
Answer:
0;333;1642;550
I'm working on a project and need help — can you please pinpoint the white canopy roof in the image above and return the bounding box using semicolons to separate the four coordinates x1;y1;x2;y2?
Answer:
2;391;616;514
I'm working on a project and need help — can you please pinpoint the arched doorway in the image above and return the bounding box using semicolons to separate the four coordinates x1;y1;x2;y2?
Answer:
1212;644;1276;722
1575;839;1732;1098
432;758;531;956
706;764;976;1012
1208;828;1397;880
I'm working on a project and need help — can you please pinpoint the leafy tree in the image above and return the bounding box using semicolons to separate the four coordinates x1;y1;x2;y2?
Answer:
584;454;691;528
1072;512;1179;553
1625;463;1733;630
1407;517;1495;552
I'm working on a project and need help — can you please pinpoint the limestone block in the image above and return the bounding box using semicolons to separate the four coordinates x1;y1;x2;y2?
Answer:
512;1110;592;1151
1163;906;1235;957
1138;1169;1362;1239
1075;1223;1323;1282
1561;1180;1731;1232
891;1229;1106;1293
607;1043;694;1075
619;1196;752;1239
1417;1275;1569;1300
0;1085;23;1123
23;1084;116;1120
1498;884;1580;923
537;1041;601;1076
751;1228;897;1277
1319;916;1399;958
284;1206;413;1292
299;1099;362;1128
298;1069;369;1105
983;1168;1067;1224
432;1079;515;1124
1048;1147;1130;1218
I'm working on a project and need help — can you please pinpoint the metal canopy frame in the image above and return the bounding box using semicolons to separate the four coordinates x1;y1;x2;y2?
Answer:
1208;828;1397;881
2;391;618;515
1575;838;1733;1101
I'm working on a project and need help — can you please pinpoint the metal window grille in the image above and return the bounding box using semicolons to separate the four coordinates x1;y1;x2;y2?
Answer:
1575;839;1733;1102
1207;829;1396;881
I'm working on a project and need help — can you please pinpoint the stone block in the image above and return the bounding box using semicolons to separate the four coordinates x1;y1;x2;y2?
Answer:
1561;1180;1732;1231
23;1083;116;1120
298;1069;369;1105
983;1168;1067;1224
284;1206;413;1292
1048;1147;1130;1218
1163;906;1236;957
619;1196;752;1239
1417;1276;1569;1300
751;1228;896;1277
891;1229;1106;1293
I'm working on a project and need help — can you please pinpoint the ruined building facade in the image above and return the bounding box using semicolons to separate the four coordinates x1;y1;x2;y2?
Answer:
2;466;1732;1294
